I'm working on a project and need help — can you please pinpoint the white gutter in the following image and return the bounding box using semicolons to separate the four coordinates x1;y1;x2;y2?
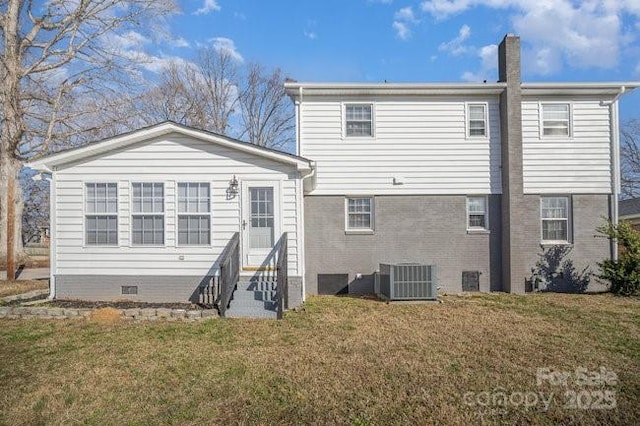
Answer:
601;86;631;261
49;170;57;299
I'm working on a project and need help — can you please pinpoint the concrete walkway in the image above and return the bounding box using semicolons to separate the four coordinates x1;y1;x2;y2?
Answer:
0;267;49;281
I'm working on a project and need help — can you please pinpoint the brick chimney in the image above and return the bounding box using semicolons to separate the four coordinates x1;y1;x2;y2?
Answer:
498;34;527;294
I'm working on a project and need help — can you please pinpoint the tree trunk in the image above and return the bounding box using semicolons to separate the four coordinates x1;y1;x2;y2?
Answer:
0;159;25;268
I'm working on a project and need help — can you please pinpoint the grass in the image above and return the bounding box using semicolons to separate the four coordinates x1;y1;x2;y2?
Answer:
0;293;638;425
0;280;49;298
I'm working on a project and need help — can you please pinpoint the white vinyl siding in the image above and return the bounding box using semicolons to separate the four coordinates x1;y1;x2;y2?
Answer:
131;182;164;245
344;104;373;137
541;103;570;137
85;183;118;246
53;135;302;277
178;182;211;246
345;197;373;231
541;196;571;243
467;103;488;138
301;97;501;195
467;196;488;230
523;98;611;194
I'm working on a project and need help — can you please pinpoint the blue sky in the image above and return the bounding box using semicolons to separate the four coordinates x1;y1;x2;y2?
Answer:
140;0;640;120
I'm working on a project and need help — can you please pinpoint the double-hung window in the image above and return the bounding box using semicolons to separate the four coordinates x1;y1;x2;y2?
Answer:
177;182;211;245
132;182;164;245
467;104;488;137
345;104;373;137
541;196;571;243
346;197;374;231
541;103;570;137
467;196;488;230
85;183;118;245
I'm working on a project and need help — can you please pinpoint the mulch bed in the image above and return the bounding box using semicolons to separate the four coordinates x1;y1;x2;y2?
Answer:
46;300;209;310
2;294;49;307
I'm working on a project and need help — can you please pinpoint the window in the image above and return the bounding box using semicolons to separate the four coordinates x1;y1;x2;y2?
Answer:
467;196;488;230
346;197;373;231
541;103;570;137
541;196;570;243
345;104;373;137
132;183;164;245
467;104;488;137
85;183;118;245
178;182;211;245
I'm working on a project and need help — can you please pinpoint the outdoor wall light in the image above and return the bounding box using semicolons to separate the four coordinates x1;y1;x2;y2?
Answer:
228;175;239;196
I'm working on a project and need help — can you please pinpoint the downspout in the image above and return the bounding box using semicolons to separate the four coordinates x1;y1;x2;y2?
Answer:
602;86;627;261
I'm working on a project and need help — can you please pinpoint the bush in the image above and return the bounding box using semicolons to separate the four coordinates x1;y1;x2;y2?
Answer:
598;220;640;296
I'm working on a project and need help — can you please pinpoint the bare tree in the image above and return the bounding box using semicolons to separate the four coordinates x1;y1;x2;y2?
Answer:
137;52;295;150
137;48;240;135
621;119;640;199
238;64;295;149
0;0;178;269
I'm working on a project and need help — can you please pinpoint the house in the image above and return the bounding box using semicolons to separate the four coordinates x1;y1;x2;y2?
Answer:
619;198;640;229
28;35;639;316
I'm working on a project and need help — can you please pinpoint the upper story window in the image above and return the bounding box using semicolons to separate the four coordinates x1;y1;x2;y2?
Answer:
467;104;488;137
541;196;571;243
85;183;118;246
345;104;373;137
177;182;211;246
541;103;571;137
132;182;164;245
346;197;374;232
467;196;488;230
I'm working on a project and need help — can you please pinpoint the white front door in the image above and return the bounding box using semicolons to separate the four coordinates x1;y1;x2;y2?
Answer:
242;182;280;268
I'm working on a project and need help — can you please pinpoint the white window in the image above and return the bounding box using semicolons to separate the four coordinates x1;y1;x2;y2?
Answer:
467;104;488;137
345;104;373;137
541;196;571;243
541;103;570;137
132;183;164;245
346;197;373;231
467;196;488;230
85;183;118;245
178;182;211;245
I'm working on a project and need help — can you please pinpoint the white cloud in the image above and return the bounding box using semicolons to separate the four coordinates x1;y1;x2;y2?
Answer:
171;36;190;48
210;37;244;62
304;30;318;40
392;6;419;40
395;6;418;22
194;0;221;16
460;43;498;82
461;70;480;82
438;24;471;55
392;21;411;40
421;0;640;74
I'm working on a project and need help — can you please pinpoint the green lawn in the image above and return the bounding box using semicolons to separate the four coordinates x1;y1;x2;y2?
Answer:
0;293;638;425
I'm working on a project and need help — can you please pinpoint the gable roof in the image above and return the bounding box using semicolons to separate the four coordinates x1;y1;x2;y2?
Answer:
27;121;313;173
619;198;640;219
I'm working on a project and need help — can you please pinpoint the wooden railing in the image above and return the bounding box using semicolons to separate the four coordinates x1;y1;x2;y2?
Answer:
275;233;288;320
217;232;240;317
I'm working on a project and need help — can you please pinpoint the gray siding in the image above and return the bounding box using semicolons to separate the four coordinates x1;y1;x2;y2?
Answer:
304;195;502;295
304;194;611;295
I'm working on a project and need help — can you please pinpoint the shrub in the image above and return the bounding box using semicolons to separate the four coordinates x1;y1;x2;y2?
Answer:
598;220;640;296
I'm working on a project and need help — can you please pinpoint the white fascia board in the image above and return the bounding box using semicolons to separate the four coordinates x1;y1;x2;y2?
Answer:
26;122;312;172
522;82;640;96
284;82;507;99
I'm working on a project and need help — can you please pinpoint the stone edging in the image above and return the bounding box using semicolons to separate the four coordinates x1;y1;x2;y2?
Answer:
0;306;218;321
1;289;50;303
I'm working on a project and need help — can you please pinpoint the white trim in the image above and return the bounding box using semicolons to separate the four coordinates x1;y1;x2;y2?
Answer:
344;196;375;233
539;101;573;139
540;195;572;244
466;195;489;231
27;122;312;173
130;181;167;247
49;172;57;299
342;102;375;139
465;102;490;139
